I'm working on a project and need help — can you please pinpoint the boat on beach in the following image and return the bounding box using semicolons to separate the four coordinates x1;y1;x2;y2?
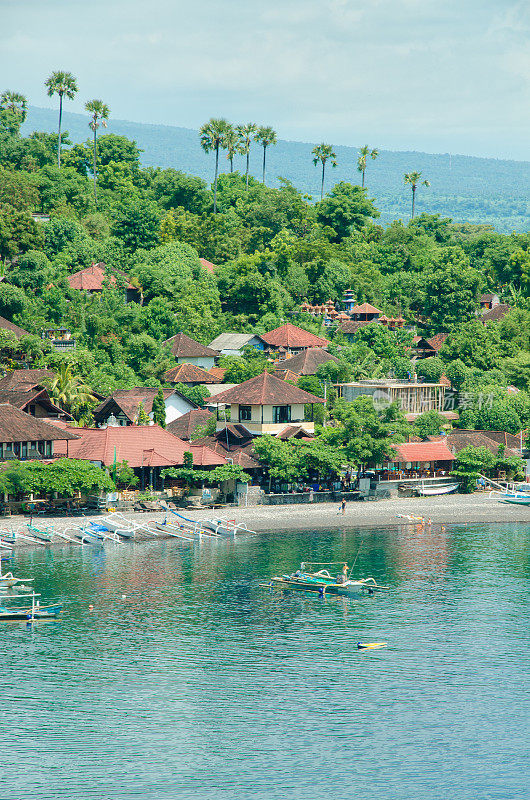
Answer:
413;481;459;496
202;518;256;537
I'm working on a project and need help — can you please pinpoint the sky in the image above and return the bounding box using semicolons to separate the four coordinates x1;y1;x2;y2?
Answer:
2;0;530;160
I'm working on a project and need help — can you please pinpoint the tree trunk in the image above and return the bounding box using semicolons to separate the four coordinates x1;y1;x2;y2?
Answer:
262;144;266;184
229;155;233;173
93;127;98;208
245;149;250;189
214;143;219;213
58;93;63;168
411;185;416;219
361;169;365;188
321;161;325;200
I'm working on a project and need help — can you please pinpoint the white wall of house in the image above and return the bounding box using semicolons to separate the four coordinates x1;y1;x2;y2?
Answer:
216;402;313;435
175;356;215;370
162;393;196;424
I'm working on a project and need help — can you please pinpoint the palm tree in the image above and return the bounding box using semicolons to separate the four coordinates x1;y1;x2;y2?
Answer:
312;143;338;200
357;145;378;188
0;91;27;134
44;71;78;168
223;126;241;173
199;118;232;213
85;99;110;207
404;171;430;218
46;363;96;418
254;126;277;185
236;123;257;189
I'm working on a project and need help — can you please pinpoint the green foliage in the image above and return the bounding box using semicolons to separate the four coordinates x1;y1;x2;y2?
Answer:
414;411;447;438
162;463;250;486
415;357;444;383
451;446;495;492
113;460;139;489
136;402;151;426
316;182;379;240
0;458;114;497
152;388;166;428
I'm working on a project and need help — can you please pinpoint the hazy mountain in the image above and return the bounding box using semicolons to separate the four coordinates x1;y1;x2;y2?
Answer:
23;106;530;232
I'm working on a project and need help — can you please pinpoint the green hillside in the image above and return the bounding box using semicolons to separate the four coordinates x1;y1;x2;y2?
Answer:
23;105;530;232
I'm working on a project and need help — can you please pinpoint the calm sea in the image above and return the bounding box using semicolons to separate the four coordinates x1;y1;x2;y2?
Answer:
1;523;528;800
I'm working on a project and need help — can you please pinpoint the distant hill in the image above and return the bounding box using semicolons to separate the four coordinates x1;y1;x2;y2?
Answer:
23;106;530;233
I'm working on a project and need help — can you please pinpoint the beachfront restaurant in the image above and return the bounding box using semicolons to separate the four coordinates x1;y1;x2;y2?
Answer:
376;441;456;495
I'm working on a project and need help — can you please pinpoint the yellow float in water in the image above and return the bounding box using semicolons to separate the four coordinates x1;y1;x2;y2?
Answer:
357;642;387;650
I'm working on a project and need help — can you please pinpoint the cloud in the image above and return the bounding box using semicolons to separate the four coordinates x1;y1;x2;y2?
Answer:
0;0;528;158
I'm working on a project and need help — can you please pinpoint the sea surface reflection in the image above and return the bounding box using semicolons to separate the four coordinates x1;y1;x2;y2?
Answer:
1;522;528;799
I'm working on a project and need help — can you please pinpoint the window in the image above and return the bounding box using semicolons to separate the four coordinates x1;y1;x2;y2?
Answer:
45;441;52;457
239;405;252;422
273;405;291;424
37;441;45;455
21;442;27;459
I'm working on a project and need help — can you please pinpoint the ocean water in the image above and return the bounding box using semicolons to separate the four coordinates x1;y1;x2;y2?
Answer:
1;523;528;800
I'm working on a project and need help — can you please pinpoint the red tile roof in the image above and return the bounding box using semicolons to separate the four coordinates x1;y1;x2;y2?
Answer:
166;409;213;440
0;315;30;339
163;363;216;384
163;332;218;358
52;423;224;467
67;263;133;291
339;320;371;334
275;347;339;375
426;333;449;351
350;302;382;314
481;304;511;323
0;369;56;391
94;388;196;423
260;323;329;349
209;372;325;405
208;367;226;381
199;258;216;274
0;404;78;443
391;441;455;463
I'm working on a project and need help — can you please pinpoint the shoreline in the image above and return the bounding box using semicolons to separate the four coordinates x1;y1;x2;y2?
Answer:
3;493;529;550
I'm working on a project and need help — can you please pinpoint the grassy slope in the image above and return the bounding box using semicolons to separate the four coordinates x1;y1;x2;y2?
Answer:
23;106;530;233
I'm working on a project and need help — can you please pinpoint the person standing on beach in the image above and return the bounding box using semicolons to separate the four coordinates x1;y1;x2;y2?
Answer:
340;498;346;515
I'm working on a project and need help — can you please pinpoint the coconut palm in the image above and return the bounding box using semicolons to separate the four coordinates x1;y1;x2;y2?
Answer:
254;126;277;185
46;363;96;418
223;126;241;173
44;71;78;167
85;99;110;207
0;91;27;134
236;123;258;189
199;117;232;213
357;145;378;188
312;143;338;200
404;171;430;219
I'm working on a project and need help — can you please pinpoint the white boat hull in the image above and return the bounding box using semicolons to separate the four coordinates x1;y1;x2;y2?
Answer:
415;483;459;496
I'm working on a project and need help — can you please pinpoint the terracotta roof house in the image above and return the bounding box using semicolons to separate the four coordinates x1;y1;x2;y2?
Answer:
193;424;261;471
93;388;197;428
51;422;224;489
166;408;214;441
412;336;439;359
163;333;218;370
163;363;216;386
481;304;511;324
0;369;55;392
208;367;226;382
260;323;329;354
274;348;339;376
0;403;78;461
67;262;139;303
199;258;216;274
479;293;500;311
0;388;72;421
208;332;267;356
338;320;371;341
0;316;30;339
431;430;521;459
426;333;449;352
209;372;324;436
271;368;300;384
349;303;382;322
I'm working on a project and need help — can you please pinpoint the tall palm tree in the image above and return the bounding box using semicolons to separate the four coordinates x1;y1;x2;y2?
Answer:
0;91;27;133
312;143;338;200
44;71;78;168
357;145;378;188
85;99;110;207
404;171;430;219
223;126;241;173
199;118;232;213
254;126;277;185
46;363;96;418
236;123;257;189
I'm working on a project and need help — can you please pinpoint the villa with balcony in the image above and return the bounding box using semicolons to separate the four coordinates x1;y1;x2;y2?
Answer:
210;372;324;436
336;378;456;422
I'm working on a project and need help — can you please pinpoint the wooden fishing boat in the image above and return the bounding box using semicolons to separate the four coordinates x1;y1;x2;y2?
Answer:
265;562;390;598
414;481;459;496
202;518;256;536
0;572;33;588
0;603;63;621
26;523;54;542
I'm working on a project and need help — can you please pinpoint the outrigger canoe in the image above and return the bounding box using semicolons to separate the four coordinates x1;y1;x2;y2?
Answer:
0;603;63;621
266;569;390;598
